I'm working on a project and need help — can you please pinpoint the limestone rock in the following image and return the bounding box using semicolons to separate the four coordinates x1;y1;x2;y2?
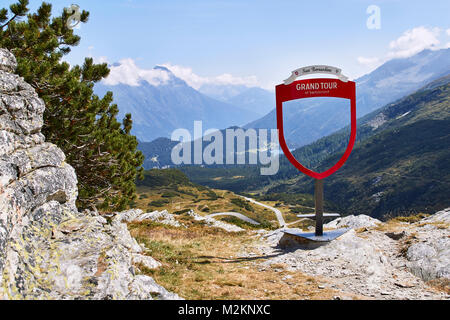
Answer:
257;208;450;299
118;208;183;227
404;211;450;281
133;253;162;270
0;48;180;300
130;275;182;300
406;240;449;281
325;214;381;229
0;49;16;73
187;210;245;232
422;208;450;224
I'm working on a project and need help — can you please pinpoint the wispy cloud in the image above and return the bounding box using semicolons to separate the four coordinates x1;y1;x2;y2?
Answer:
358;26;447;72
387;26;441;59
103;58;170;86
101;58;260;89
161;63;258;90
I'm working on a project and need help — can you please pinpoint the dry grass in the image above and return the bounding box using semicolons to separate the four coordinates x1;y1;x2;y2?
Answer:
427;278;450;295
285;219;315;230
415;221;449;230
398;232;419;257
390;213;431;224
373;219;405;233
128;219;351;300
256;200;304;224
134;186;279;229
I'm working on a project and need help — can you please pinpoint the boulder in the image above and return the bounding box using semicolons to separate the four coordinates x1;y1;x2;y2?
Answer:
406;240;450;281
325;214;381;229
187;210;245;232
405;211;450;281
422;208;450;224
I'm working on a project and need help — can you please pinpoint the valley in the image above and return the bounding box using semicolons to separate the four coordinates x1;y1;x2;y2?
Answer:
135;53;450;221
133;169;315;230
178;74;450;219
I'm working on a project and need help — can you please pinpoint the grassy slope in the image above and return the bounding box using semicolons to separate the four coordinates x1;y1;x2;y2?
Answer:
133;169;312;227
301;119;450;219
128;218;348;300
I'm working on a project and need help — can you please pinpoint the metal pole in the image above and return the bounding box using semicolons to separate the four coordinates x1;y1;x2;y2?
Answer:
315;179;324;236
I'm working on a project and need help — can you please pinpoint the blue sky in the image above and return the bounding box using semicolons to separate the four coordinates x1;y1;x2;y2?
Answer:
23;0;450;90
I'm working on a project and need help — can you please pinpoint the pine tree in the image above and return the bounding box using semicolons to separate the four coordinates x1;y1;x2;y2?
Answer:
0;1;144;211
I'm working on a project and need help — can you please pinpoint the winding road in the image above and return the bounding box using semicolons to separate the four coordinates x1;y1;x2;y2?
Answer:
241;196;286;228
206;196;287;228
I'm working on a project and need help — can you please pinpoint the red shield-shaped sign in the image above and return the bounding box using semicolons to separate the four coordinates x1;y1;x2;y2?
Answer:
276;78;356;180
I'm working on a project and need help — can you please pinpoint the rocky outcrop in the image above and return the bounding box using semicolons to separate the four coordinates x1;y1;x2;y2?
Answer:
119;208;246;232
422;208;450;224
0;48;179;300
188;210;245;232
405;208;450;281
119;209;183;227
254;210;449;299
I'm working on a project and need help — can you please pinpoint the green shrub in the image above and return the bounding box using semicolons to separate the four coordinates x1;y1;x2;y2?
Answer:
173;209;191;215
137;169;192;188
149;199;170;207
204;190;219;200
290;206;315;214
231;198;254;212
161;191;179;198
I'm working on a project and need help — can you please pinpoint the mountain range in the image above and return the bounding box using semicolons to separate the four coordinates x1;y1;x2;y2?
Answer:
138;124;279;170
198;84;274;117
95;66;273;142
181;74;450;218
125;49;450;218
135;48;450;166
245;48;450;148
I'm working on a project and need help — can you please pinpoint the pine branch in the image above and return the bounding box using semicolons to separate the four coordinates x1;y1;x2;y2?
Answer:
0;13;17;29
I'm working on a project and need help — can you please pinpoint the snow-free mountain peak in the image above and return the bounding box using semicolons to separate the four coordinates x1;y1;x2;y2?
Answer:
95;66;264;141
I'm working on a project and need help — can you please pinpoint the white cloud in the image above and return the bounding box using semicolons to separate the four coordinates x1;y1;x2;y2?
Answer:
102;59;260;89
103;58;170;86
162;63;258;90
387;26;441;59
158;64;204;88
357;26;447;74
446;28;450;36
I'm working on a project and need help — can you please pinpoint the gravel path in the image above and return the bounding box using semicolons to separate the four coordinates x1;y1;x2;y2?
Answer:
207;212;260;225
242;196;286;227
